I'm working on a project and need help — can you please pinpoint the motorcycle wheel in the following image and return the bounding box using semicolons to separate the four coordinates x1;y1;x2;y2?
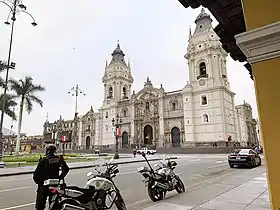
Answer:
175;178;185;194
147;186;164;202
115;193;127;210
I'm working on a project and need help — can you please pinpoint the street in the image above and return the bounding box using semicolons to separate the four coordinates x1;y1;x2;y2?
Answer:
0;154;266;210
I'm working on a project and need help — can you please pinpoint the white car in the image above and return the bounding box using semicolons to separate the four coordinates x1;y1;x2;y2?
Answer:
136;148;156;155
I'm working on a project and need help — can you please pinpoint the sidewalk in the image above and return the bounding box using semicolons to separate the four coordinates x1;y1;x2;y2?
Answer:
197;173;269;210
0;155;175;177
144;167;269;210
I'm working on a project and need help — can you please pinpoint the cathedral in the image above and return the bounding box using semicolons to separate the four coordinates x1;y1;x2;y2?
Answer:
43;8;258;150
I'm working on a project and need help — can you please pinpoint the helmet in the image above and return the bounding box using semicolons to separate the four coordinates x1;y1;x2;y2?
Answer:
45;144;57;155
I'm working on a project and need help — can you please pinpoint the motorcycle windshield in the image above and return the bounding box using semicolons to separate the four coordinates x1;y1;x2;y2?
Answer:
93;157;106;167
160;154;169;166
90;157;115;175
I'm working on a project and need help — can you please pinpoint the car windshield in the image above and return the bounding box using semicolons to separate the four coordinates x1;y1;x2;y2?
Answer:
232;149;251;155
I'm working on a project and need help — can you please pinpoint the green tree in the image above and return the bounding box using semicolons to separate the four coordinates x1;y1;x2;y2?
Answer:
0;94;17;120
9;76;45;155
0;61;17;121
0;61;7;88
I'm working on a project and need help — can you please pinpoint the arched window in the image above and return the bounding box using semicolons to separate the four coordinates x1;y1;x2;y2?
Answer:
199;62;207;76
123;110;127;117
122;87;127;99
146;102;150;110
202;114;209;123
87;125;91;131
105;111;108;119
108;87;113;98
172;102;176;111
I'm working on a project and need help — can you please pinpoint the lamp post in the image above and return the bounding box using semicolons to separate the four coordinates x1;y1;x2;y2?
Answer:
112;114;122;159
68;84;86;150
0;0;37;164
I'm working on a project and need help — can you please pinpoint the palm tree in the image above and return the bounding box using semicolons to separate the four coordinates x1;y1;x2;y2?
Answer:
0;94;17;120
9;76;45;155
0;61;7;88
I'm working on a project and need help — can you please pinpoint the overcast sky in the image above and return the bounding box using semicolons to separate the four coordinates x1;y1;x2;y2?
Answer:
0;0;257;135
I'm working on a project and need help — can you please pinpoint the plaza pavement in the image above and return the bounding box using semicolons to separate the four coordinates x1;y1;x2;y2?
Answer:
0;154;269;210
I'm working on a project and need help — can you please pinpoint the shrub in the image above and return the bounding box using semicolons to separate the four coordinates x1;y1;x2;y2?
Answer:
3;153;81;162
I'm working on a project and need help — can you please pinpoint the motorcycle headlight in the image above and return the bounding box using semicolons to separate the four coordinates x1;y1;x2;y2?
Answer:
95;181;101;188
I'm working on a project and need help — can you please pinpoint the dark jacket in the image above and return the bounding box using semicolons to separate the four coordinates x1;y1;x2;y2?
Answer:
33;154;69;185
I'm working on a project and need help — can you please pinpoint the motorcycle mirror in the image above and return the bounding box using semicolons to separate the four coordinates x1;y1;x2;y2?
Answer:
87;172;93;177
141;152;146;157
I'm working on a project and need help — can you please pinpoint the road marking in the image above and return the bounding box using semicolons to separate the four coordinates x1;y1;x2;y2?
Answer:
208;163;228;169
0;186;32;193
216;160;227;164
0;202;35;210
0;177;31;183
188;159;201;162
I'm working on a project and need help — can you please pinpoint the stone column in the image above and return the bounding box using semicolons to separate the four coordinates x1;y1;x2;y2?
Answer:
158;98;165;147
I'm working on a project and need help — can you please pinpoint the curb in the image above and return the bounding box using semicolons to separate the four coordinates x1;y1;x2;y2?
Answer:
0;157;177;177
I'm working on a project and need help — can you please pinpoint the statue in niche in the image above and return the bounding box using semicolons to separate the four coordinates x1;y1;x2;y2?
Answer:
203;114;209;123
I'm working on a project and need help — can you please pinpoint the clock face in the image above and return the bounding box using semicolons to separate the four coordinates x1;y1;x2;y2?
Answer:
199;79;205;86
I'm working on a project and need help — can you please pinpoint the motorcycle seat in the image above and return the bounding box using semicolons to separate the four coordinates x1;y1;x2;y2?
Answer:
65;185;95;194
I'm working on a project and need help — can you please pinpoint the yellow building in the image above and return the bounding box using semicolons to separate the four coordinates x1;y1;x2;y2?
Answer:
20;135;44;153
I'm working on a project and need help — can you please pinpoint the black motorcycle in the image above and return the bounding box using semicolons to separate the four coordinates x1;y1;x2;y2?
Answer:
137;152;185;202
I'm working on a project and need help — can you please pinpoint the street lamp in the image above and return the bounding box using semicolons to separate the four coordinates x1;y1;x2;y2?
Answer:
68;84;86;116
0;0;37;165
68;84;86;150
112;114;122;159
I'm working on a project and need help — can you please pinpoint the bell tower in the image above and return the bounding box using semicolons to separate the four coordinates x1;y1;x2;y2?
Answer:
102;42;134;103
185;8;229;87
183;8;237;146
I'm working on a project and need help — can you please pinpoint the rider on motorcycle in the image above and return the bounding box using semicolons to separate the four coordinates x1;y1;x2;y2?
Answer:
33;144;69;210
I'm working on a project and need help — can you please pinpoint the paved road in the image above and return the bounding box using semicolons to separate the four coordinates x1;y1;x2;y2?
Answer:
0;154;258;210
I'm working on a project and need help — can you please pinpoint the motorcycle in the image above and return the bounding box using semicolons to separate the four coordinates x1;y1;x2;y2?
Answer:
137;152;185;202
44;158;126;210
85;158;126;210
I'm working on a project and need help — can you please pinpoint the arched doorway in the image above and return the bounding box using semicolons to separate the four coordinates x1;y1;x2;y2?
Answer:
86;136;91;150
122;131;129;148
144;125;153;145
171;127;181;147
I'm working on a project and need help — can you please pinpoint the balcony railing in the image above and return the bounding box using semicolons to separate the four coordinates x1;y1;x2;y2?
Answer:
197;74;209;80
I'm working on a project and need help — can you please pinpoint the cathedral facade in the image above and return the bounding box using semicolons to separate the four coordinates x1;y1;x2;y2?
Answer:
43;9;258;150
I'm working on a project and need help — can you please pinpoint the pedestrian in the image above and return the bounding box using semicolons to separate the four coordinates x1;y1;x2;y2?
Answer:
133;148;137;158
33;144;69;210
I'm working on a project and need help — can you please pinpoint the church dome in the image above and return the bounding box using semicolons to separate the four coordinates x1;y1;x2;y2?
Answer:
111;43;125;57
195;8;212;24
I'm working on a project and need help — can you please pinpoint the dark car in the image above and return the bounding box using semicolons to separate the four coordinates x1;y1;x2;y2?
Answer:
228;148;261;168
